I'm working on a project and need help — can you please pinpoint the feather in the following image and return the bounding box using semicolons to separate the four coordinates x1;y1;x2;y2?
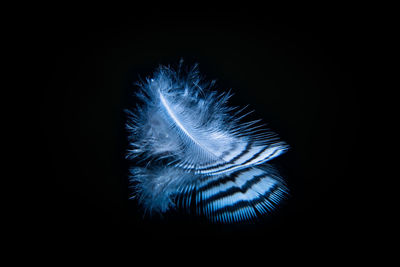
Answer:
126;63;289;222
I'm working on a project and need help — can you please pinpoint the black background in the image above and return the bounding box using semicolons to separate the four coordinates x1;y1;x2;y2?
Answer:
22;5;374;256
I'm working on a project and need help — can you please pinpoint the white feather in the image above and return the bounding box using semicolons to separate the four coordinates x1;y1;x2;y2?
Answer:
126;63;289;222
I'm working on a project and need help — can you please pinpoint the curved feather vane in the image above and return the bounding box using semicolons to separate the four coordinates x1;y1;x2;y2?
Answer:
126;63;289;222
195;166;288;222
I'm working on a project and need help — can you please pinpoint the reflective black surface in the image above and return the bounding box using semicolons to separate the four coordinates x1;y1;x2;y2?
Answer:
27;6;371;255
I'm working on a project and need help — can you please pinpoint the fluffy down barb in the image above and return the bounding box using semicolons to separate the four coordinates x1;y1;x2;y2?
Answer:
126;63;289;223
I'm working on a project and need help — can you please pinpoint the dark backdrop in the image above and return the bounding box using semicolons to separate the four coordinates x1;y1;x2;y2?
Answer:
28;6;369;253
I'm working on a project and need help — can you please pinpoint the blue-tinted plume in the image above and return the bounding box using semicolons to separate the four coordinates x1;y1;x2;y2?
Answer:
126;63;289;223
